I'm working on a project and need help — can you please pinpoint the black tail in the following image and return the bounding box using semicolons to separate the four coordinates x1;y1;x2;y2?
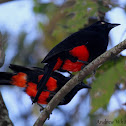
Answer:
33;61;57;103
0;72;14;85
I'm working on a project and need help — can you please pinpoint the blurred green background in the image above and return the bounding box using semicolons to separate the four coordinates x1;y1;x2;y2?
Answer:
0;0;126;126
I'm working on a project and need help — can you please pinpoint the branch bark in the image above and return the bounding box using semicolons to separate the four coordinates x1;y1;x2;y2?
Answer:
0;33;13;125
0;33;5;67
34;39;126;126
0;0;14;4
0;93;13;126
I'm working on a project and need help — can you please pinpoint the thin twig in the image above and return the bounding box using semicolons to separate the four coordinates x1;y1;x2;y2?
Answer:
34;39;126;126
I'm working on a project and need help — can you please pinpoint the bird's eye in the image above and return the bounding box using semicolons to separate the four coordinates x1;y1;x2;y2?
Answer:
101;22;105;24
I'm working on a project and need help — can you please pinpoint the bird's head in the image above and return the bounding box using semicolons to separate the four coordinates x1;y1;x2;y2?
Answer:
77;82;91;89
86;21;120;34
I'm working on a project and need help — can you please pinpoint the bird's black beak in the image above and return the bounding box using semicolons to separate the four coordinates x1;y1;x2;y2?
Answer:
108;23;120;29
80;82;91;89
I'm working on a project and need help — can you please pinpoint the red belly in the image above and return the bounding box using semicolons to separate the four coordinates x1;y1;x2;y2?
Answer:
53;45;89;72
62;60;84;72
62;45;89;72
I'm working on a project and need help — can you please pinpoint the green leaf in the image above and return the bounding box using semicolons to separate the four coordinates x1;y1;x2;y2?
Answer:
90;57;126;113
113;110;126;126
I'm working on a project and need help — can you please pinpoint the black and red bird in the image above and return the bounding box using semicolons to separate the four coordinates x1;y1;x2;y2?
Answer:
0;64;90;105
33;21;120;103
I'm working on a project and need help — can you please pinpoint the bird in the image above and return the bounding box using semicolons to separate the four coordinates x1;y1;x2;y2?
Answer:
33;21;120;103
0;64;90;105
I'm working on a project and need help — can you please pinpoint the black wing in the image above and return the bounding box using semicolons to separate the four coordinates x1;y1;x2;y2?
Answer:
9;64;69;85
42;30;99;63
9;64;44;74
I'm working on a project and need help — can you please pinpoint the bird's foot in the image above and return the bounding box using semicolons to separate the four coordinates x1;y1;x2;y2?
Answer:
77;60;89;70
77;60;89;65
37;103;45;111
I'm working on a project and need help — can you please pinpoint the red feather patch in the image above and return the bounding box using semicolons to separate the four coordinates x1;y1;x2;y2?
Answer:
62;45;89;72
53;57;63;71
11;72;27;87
38;75;57;91
26;82;50;104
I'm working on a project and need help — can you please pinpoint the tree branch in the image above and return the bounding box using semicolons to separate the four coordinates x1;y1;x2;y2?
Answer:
0;32;5;67
0;93;13;126
0;33;13;125
0;0;15;4
34;39;126;126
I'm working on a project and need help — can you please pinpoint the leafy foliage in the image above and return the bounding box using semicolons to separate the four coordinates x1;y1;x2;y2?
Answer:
34;0;99;51
113;110;126;126
91;56;126;113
